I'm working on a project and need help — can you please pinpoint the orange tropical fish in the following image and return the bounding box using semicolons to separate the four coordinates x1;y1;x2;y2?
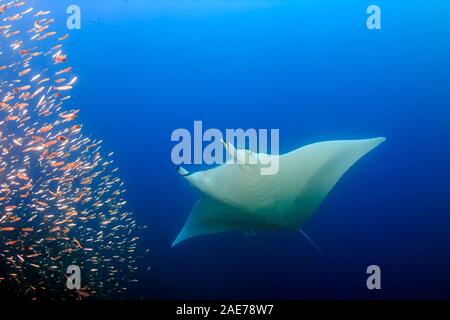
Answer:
16;173;30;180
0;227;16;232
44;140;58;148
19;68;31;77
37;124;53;133
59;110;79;121
6;115;19;121
6;13;23;21
59;34;69;41
32;136;45;142
55;66;72;75
51;161;65;167
73;238;83;248
54;54;67;63
60;161;79;171
54;85;72;91
19;183;32;191
15;103;29;109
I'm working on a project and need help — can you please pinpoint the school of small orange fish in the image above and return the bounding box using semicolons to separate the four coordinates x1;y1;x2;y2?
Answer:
0;0;146;300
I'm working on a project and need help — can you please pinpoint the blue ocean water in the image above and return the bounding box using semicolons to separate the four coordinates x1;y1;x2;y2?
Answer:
41;0;450;299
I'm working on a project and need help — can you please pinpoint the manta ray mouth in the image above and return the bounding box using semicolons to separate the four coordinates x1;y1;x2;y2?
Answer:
176;165;193;177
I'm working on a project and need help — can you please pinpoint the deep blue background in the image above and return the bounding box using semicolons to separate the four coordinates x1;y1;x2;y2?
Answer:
38;0;450;299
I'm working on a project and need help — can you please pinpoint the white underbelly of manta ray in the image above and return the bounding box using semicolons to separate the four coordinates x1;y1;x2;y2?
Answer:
173;137;385;247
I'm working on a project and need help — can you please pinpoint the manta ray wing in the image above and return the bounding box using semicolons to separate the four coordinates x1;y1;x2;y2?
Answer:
274;137;386;228
172;197;258;247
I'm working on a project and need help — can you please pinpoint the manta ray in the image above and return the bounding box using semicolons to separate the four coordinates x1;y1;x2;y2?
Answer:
173;137;385;248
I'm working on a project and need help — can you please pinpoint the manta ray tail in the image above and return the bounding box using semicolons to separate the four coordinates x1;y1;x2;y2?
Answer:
299;229;323;255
